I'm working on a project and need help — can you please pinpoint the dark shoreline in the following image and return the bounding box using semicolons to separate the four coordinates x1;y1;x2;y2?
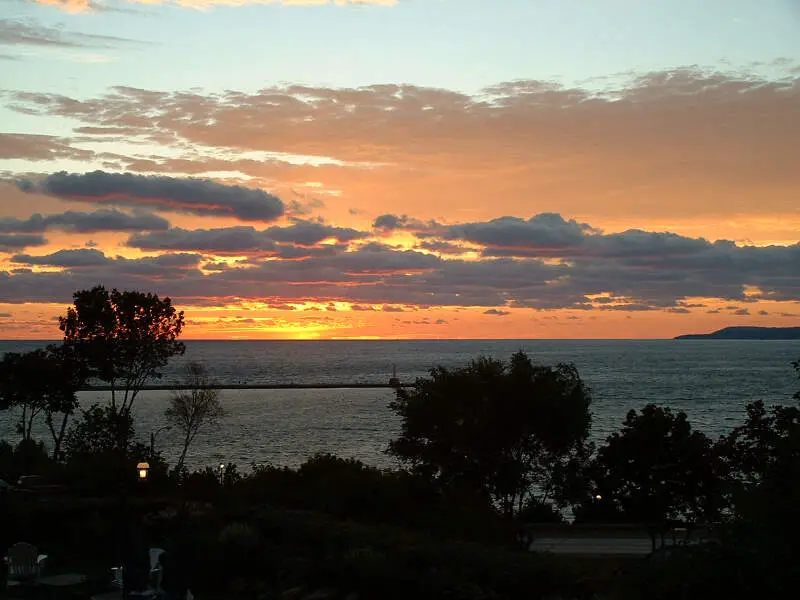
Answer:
674;326;800;340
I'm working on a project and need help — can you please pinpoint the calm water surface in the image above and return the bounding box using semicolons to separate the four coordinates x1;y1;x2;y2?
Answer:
1;340;798;470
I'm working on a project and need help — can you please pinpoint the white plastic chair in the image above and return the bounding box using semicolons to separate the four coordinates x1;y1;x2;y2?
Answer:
4;542;48;585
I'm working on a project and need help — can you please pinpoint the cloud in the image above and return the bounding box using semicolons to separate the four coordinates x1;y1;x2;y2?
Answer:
596;304;657;312
264;219;367;246
0;213;797;313
484;309;510;316
267;303;296;311
11;67;797;233
443;214;599;251
382;305;404;312
128;226;278;253
0;18;143;50
0;133;93;161
9;248;203;274
351;304;376;311
416;240;465;255
0;209;169;234
12;248;110;267
0;313;11;318
734;308;750;316
426;214;714;260
127;220;361;255
32;0;397;12
17;171;285;222
0;234;48;252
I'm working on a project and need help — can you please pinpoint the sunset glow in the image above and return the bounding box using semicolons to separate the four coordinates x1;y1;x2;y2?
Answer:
1;0;798;339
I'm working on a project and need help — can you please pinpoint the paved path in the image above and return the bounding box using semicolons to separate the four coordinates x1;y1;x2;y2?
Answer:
530;536;655;555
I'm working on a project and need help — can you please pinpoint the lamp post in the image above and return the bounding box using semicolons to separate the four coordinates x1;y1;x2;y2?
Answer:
150;425;172;457
117;461;151;598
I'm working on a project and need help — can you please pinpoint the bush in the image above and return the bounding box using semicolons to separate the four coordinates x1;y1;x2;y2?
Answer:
233;455;507;545
170;503;575;599
0;439;58;484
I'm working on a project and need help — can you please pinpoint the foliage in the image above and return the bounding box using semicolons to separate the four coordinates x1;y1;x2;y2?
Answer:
577;404;721;549
717;401;800;517
0;350;46;440
43;344;88;459
178;504;571;599
713;361;800;539
60;403;169;491
165;362;224;473
182;462;241;502
59;285;185;420
388;351;592;517
65;403;134;458
228;455;507;545
0;345;85;455
579;405;721;548
0;438;54;482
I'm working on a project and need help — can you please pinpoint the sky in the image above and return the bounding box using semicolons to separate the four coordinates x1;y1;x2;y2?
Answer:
0;0;798;340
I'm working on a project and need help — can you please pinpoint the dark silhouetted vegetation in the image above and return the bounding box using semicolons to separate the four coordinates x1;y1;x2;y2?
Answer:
575;405;721;550
1;286;799;598
388;351;592;519
60;285;185;450
165;361;224;473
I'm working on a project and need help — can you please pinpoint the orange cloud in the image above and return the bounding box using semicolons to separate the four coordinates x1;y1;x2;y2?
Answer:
2;66;799;338
9;67;798;242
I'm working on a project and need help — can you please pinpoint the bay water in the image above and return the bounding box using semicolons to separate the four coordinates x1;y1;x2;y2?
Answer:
1;340;798;471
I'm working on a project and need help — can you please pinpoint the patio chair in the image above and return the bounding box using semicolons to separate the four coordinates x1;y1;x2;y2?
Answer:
149;548;165;593
4;542;48;588
101;549;165;600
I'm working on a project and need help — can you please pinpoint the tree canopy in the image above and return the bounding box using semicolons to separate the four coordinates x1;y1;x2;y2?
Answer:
579;405;720;548
59;285;186;416
388;351;592;517
165;362;224;473
0;345;85;455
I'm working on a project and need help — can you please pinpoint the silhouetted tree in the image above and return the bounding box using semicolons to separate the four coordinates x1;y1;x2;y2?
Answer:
0;345;85;454
0;350;46;441
582;405;720;550
62;403;169;491
41;344;87;460
165;362;224;473
388;351;592;518
718;407;800;512
717;361;800;524
621;362;800;600
64;403;134;458
59;286;185;448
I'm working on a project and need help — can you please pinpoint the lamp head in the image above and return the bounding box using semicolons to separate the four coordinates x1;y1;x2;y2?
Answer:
137;461;150;481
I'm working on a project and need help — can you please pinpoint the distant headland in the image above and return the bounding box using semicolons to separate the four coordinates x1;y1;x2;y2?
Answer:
675;326;800;340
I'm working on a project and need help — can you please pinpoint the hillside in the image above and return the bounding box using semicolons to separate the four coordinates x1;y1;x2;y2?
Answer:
675;326;800;340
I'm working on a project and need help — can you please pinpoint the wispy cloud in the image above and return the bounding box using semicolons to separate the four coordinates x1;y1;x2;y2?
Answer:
8;66;797;236
0;133;94;162
0;18;143;49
